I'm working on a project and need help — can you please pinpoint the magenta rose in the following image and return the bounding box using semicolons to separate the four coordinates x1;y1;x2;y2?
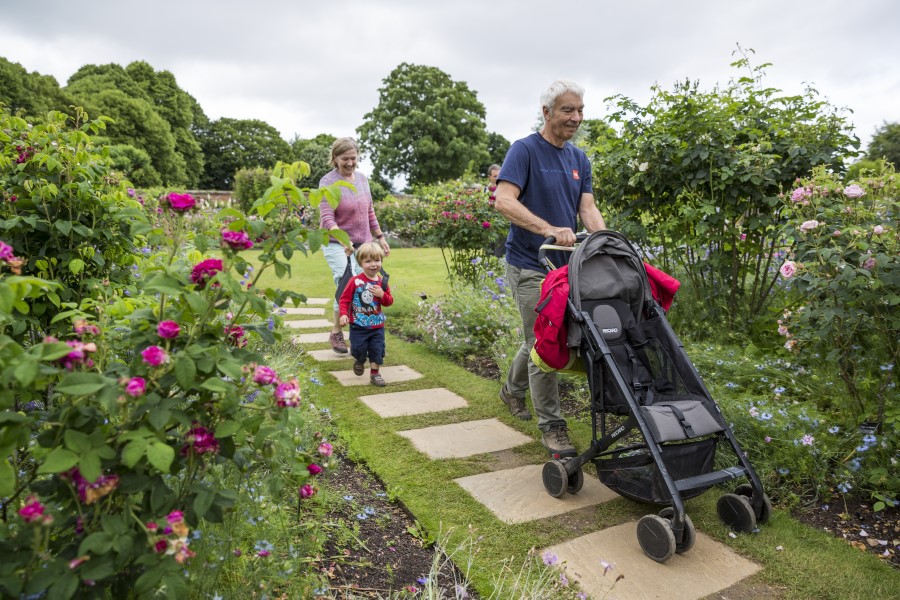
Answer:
0;241;15;261
157;320;181;339
190;258;223;288
224;325;247;348
166;192;197;212
253;365;278;385
274;379;301;407
167;510;185;524
221;228;254;251
299;484;316;499
124;376;147;397
18;496;46;523
141;345;169;367
181;425;219;456
307;463;323;476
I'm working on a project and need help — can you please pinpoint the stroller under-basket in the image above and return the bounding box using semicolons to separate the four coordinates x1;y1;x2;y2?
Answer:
535;230;771;563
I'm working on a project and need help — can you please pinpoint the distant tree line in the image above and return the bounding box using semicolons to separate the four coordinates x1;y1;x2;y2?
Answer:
0;57;510;192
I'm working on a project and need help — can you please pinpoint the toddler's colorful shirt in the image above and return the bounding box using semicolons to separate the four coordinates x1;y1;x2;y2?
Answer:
338;274;393;328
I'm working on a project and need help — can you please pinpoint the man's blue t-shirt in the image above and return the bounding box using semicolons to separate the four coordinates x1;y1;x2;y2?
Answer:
499;133;593;271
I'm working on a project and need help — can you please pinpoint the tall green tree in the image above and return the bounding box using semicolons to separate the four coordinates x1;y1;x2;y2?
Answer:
291;133;335;187
592;51;858;331
198;118;292;189
357;63;490;187
866;121;900;168
0;57;73;118
65;63;195;186
483;131;510;174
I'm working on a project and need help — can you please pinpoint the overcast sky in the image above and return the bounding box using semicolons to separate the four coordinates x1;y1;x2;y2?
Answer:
2;0;898;166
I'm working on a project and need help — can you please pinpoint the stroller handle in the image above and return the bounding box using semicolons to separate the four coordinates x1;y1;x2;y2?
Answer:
538;232;590;271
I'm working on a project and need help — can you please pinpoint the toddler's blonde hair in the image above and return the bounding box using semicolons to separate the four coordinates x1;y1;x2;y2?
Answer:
355;241;384;263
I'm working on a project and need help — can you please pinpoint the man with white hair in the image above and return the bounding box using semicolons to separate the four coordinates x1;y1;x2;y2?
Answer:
494;79;607;458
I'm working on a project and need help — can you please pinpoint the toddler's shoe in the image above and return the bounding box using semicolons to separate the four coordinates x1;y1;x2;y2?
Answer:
370;372;386;387
353;361;365;376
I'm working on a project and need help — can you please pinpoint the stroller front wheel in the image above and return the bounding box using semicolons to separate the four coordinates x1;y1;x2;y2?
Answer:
636;514;677;563
733;483;772;525
542;460;569;498
566;464;584;495
658;507;696;553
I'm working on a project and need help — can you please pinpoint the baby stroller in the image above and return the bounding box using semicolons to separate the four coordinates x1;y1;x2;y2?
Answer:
535;230;770;563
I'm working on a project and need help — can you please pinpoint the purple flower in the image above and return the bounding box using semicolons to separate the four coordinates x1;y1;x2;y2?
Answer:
157;320;181;339
843;184;865;198
0;241;15;261
124;376;147;397
190;258;223;288
862;256;877;270
141;345;169;367
253;365;278;385
165;192;197;212
221;228;254;251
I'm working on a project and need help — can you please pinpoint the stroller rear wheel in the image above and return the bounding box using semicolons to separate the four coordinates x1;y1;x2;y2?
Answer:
717;493;757;533
637;514;677;562
733;483;772;525
658;507;696;553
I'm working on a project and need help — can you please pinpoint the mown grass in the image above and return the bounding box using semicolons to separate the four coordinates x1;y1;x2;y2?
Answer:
255;247;899;599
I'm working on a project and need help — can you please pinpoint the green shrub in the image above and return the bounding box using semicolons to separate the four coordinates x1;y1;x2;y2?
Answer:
233;166;272;213
375;194;433;247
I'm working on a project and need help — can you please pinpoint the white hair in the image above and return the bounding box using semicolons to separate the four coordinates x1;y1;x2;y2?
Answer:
540;79;585;113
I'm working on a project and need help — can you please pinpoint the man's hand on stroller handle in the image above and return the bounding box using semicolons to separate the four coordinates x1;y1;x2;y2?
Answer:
544;226;577;247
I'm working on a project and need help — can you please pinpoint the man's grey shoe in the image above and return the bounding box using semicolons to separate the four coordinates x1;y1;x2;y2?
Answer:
541;426;577;459
499;385;531;421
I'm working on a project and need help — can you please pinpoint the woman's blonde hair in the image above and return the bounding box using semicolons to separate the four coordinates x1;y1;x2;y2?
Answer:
355;241;384;263
330;137;359;167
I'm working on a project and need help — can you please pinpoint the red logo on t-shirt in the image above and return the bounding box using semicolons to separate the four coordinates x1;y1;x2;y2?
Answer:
572;170;580;180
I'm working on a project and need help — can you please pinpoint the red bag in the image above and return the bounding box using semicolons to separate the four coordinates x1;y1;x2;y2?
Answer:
532;267;571;370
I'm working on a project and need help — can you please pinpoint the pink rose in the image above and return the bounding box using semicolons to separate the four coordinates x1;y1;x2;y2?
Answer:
221;229;254;251
482;221;491;228
299;484;316;499
224;325;247;347
157;320;181;339
181;425;219;456
166;192;197;212
873;225;884;235
124;376;147;397
167;510;185;524
779;261;797;279
141;345;169;367
790;188;811;203
307;463;323;475
799;220;819;233
253;366;278;385
832;230;842;237
318;442;333;457
190;258;223;288
0;241;14;261
862;257;877;270
274;379;301;407
843;184;865;198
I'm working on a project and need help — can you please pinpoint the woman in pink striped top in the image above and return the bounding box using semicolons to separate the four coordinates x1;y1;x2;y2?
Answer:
318;137;390;353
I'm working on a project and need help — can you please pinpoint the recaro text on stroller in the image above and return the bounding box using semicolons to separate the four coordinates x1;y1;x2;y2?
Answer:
534;230;771;563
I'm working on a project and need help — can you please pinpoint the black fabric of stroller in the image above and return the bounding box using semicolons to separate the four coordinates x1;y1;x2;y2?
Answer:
568;232;727;504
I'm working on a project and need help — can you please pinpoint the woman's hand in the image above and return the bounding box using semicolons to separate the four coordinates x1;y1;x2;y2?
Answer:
379;237;390;257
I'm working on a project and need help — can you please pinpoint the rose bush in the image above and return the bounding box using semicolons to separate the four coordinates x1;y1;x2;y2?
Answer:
418;180;507;287
776;161;898;503
0;106;348;598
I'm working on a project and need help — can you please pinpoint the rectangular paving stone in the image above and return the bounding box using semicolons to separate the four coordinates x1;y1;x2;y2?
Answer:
306;349;352;362
546;522;760;600
281;307;325;316
292;332;332;344
398;418;532;459
298;297;329;305
454;464;617;524
358;387;468;417
331;365;422;386
284;319;332;329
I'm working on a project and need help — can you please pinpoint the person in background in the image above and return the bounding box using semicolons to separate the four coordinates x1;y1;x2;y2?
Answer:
485;163;501;192
319;137;390;354
494;79;607;458
338;242;393;387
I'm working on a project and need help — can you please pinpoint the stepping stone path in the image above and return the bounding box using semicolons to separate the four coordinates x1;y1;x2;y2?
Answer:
292;298;761;599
